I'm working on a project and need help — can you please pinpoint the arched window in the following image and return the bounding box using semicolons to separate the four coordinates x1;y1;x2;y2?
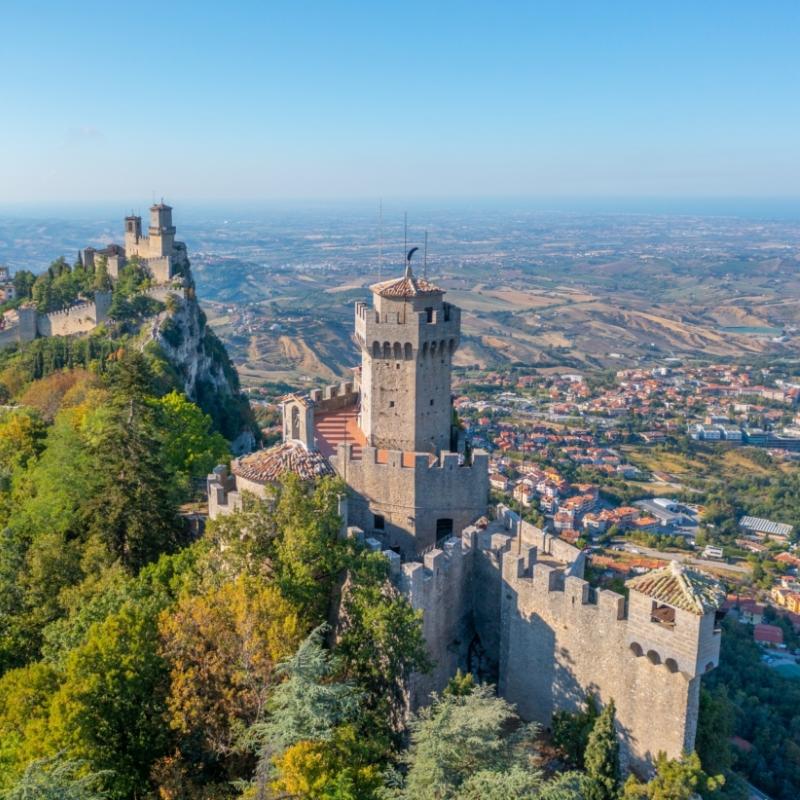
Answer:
404;342;413;359
290;406;300;440
646;650;661;665
383;342;391;359
430;341;437;356
440;339;446;355
665;658;679;673
372;341;380;358
449;338;456;353
422;342;428;358
629;642;643;657
393;342;402;360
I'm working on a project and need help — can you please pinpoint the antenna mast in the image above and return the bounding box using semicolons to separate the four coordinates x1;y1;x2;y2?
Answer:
403;212;408;268
378;198;383;280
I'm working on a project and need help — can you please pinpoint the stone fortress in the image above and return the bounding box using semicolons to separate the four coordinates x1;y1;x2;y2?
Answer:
207;254;726;775
0;203;184;349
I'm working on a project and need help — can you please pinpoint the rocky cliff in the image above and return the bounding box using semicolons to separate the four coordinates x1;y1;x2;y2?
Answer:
145;264;257;454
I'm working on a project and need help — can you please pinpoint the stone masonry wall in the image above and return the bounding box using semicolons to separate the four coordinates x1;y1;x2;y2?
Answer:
37;291;111;337
332;443;489;556
497;541;698;774
396;508;709;777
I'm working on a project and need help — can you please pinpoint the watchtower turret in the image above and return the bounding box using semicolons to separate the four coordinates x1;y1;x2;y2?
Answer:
625;560;725;678
148;202;176;257
354;262;460;453
124;214;142;252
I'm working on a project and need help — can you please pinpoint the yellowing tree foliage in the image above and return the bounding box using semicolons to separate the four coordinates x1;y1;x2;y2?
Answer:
159;574;302;758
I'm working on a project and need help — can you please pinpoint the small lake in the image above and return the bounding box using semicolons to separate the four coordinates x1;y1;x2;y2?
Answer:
720;326;783;336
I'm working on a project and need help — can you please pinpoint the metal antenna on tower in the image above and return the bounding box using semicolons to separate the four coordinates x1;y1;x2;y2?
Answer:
378;198;383;280
423;230;428;279
403;212;408;267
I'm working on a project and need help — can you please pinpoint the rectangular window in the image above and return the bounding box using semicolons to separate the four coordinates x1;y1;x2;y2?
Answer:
425;307;433;323
373;514;385;530
650;601;675;629
389;401;395;408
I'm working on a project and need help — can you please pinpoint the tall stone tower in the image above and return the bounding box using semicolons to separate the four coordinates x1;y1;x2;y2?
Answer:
355;263;460;453
148;202;176;258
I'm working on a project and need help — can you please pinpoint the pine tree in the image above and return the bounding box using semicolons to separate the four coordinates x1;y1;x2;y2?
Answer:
584;699;621;800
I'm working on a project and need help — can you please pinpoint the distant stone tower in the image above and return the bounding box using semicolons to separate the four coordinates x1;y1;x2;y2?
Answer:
356;262;461;453
148;203;176;257
124;214;143;252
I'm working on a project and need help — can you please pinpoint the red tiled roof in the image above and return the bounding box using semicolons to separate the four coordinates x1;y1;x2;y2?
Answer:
754;624;784;645
231;441;334;483
730;736;753;753
627;560;725;615
371;267;442;298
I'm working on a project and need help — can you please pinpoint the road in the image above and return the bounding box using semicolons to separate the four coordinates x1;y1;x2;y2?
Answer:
619;542;751;574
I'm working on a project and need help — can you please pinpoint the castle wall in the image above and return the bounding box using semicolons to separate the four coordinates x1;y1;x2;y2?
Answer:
400;536;473;708
498;549;700;773
309;381;358;414
489;513;710;774
396;509;714;776
37;291;111;337
332;443;488;556
146;255;173;283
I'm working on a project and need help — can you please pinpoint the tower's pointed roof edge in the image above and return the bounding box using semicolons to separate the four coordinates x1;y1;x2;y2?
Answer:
370;267;443;298
626;559;726;614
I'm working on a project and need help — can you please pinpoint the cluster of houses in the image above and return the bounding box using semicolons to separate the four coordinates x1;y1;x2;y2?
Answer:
456;360;800;463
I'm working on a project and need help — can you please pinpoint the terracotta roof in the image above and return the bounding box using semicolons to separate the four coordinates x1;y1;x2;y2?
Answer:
231;441;334;483
626;560;725;615
371;266;442;298
754;623;784;645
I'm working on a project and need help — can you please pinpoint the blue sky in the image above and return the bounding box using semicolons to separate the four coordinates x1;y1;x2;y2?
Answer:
1;1;798;204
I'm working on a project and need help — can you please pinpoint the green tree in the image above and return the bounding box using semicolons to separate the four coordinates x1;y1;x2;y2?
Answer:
623;751;723;800
11;269;36;301
45;600;170;799
81;356;184;571
392;685;579;800
247;627;372;800
585;700;621;800
552;693;599;769
255;626;361;753
335;549;431;737
1;755;110;800
695;687;734;776
153;390;229;481
272;474;348;622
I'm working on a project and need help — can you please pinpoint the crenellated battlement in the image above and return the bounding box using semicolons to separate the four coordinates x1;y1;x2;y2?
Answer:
399;536;468;602
389;504;724;776
309;380;358;413
45;300;96;319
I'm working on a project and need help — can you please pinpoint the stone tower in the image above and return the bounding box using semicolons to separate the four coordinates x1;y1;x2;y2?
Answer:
355;263;461;453
124;214;143;252
626;559;725;678
148;203;176;258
